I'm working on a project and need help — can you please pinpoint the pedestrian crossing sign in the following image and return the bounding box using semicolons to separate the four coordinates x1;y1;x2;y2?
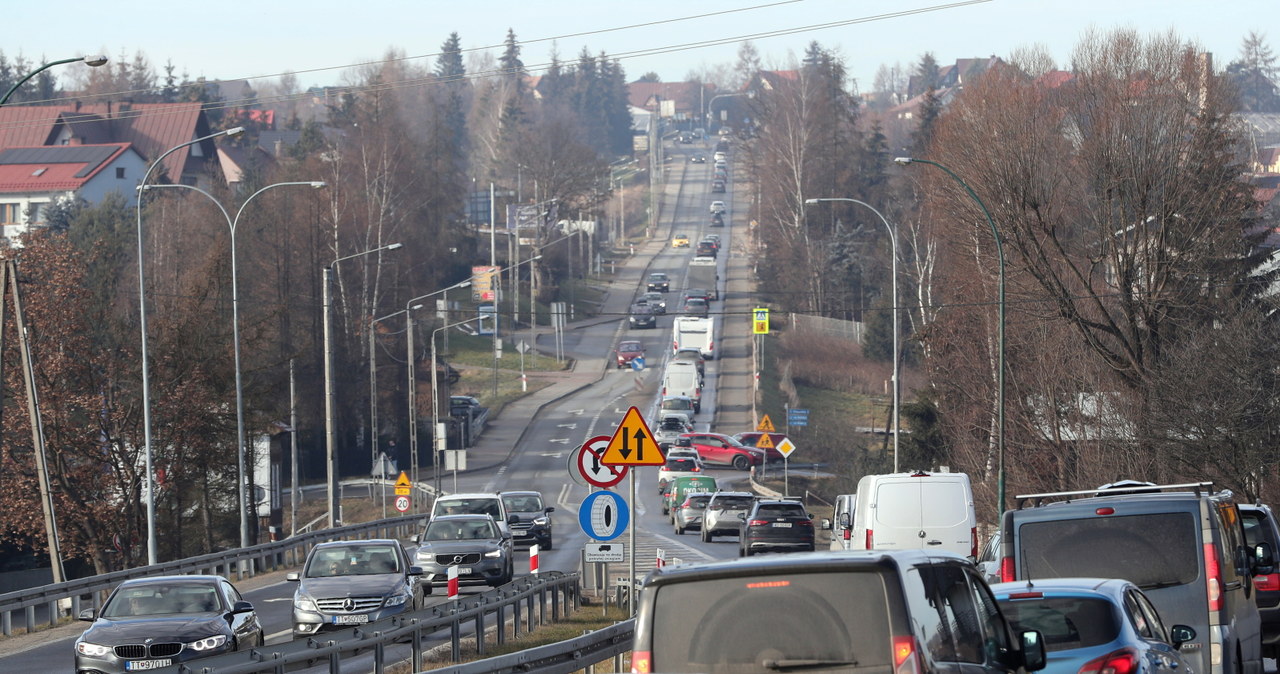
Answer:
757;414;775;432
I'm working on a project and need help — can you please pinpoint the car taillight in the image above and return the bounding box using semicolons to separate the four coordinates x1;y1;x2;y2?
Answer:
798;519;813;527
971;527;978;559
1000;556;1016;582
632;650;652;673
842;528;851;540
893;635;921;674
865;529;874;549
749;519;770;526
1257;574;1280;591
1205;543;1223;612
1078;648;1139;674
691;466;701;472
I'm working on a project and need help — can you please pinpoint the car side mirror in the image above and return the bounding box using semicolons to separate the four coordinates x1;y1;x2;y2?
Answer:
231;600;254;614
1019;629;1046;671
78;608;96;621
1254;542;1275;575
286;572;301;582
545;506;556;514
820;518;833;530
1169;624;1196;648
408;565;425;576
410;534;420;544
738;513;747;520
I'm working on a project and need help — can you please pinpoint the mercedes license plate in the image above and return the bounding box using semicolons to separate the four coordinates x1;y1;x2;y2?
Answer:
332;614;369;625
772;522;793;528
126;660;173;671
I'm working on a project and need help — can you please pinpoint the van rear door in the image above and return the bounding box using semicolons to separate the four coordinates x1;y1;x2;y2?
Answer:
871;476;974;556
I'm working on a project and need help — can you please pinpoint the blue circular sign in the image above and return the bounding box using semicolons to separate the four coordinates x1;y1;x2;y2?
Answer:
579;491;629;541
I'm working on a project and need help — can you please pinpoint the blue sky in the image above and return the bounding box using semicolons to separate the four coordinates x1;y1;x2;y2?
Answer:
5;0;1270;93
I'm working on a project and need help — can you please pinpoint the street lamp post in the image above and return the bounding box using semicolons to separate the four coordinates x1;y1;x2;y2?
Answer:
405;280;472;504
806;197;900;471
324;243;403;529
143;180;325;550
895;156;1005;511
135;126;244;566
0;55;107;106
369;305;419;519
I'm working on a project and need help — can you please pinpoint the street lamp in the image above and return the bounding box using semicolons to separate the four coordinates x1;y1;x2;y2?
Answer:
324;242;403;529
0;55;107;106
806;197;900;471
404;280;472;501
895;156;1005;511
135;126;244;566
369;305;420;519
143;180;325;551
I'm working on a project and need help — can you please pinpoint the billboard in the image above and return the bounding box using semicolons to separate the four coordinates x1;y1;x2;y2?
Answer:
471;265;499;302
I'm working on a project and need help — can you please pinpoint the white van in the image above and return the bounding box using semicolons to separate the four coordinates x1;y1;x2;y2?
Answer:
827;493;856;550
661;362;702;412
672;316;714;359
841;471;976;559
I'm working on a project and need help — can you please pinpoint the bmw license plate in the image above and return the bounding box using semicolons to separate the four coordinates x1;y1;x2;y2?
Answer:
126;660;173;671
332;614;369;625
772;522;793;528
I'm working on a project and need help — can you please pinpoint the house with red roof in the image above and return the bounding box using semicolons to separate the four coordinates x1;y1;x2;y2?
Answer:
628;81;716;123
0;143;146;242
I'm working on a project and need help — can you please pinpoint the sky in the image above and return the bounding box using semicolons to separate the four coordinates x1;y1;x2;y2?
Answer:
3;0;1270;95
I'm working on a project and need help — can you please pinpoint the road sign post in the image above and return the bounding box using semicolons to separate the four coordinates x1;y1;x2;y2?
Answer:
598;406;660;616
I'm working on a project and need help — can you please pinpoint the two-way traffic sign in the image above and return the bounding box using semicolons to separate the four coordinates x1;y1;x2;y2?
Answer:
600;406;664;466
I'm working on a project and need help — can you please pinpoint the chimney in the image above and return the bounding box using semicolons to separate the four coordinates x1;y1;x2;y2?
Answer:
274;139;284;158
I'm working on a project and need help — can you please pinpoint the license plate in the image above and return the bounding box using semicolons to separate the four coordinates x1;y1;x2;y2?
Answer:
772;522;793;528
332;614;369;625
126;660;173;671
460;567;473;575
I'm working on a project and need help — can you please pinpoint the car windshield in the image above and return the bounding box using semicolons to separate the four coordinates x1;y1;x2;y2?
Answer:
307;545;403;577
103;584;221;618
1019;512;1198;588
662;399;692;410
619;343;642;354
502;493;543;512
425;518;498;541
649;274;667;281
685;495;712;508
660;418;687;430
755;504;806;518
711;496;755;510
650;570;891;672
434;497;502;519
998;596;1119;652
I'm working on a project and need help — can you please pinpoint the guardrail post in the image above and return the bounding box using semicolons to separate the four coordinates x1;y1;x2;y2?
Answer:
552;579;561;620
451;612;462;661
496;601;506;645
526;591;535;632
3;608;11;635
475;608;486;656
513;592;522;638
372;636;385;673
25;605;35;632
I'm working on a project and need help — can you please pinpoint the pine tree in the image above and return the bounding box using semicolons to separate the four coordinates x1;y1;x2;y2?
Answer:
1226;31;1280;112
435;32;466;81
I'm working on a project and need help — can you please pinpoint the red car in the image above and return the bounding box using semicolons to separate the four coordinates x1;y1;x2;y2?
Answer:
614;340;645;369
676;432;765;470
731;432;790;462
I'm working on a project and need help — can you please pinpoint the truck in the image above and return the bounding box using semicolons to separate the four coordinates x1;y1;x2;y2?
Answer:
687;257;718;300
673;316;715;360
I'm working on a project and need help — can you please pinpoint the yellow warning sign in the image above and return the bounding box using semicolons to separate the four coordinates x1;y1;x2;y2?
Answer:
753;308;770;335
755;434;775;449
757;414;776;432
600;406;665;466
394;471;412;496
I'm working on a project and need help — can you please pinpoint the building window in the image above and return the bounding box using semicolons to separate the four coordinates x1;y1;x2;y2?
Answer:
116;167;126;179
27;203;44;224
0;203;20;225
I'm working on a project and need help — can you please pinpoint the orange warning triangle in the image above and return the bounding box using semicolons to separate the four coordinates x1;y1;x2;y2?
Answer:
757;414;776;432
755;433;775;449
600;406;665;466
395;471;412;487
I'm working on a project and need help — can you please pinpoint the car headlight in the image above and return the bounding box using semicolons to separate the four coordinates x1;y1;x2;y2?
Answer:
186;635;228;651
533;516;550;526
76;641;112;657
385;591;410;607
484;549;504;558
296;596;318;612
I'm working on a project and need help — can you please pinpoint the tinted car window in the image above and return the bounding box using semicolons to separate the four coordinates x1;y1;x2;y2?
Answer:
1019;512;1198;587
711;495;755;510
756;503;806;518
936;565;985;663
906;566;955;663
502;494;543;512
1000;596;1119;651
649;570;892;672
665;458;699;471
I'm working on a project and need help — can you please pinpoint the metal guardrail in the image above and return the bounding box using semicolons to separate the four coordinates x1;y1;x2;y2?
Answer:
159;571;579;673
438;617;634;674
0;514;421;636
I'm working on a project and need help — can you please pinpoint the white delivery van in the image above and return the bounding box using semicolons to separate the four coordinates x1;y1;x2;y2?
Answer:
672;316;715;360
661;361;703;412
847;471;976;559
825;493;856;550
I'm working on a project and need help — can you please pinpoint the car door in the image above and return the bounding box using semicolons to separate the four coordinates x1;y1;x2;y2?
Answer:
1125;588;1185;674
693;435;729;465
220;579;262;648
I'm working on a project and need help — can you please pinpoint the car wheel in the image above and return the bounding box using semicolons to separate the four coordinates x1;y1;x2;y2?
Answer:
675;522;685;535
732;455;750;470
542;537;553;551
703;529;714;542
744;546;754;557
423;581;433;595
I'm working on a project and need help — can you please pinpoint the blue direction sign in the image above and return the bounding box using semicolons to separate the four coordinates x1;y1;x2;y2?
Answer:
787;408;810;427
631;355;646;371
579;490;630;541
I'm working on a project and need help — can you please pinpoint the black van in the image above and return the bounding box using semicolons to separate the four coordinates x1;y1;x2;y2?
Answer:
632;550;1046;674
998;482;1273;674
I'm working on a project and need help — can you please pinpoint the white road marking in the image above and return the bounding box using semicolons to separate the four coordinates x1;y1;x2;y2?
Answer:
557;423;578;429
549;438;570;444
567;409;585;415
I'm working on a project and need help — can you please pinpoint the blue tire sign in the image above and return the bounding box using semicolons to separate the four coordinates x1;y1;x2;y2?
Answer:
579;491;629;541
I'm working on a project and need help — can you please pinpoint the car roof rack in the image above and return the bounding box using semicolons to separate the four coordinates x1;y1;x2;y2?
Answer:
1014;481;1214;510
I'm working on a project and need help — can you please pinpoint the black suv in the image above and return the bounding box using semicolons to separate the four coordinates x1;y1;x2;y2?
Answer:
646;273;670;293
999;481;1273;674
633;549;1046;674
739;499;815;556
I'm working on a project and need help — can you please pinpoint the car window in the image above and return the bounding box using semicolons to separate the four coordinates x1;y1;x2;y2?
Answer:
502;494;543;512
935;565;984;663
435;497;502;520
907;566;956;663
755;503;805;518
1018;512;1199;587
1130;589;1169;642
1000;595;1118;652
1123;589;1155;638
309;544;402;576
1215;501;1247;580
711;496;754;510
968;570;1013;662
686;495;712;508
649;570;892;672
665;458;698;471
220;580;241;605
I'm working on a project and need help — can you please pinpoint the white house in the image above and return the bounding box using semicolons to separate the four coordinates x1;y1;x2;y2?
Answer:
0;143;146;242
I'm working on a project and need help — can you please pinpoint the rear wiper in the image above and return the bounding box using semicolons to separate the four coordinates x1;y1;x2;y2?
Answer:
762;658;858;671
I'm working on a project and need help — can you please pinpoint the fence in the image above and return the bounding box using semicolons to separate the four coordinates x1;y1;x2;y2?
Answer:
790;313;863;342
